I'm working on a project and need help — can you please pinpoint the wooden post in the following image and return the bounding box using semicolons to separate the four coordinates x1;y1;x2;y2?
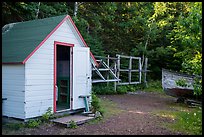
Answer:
114;60;117;92
116;55;120;90
144;58;148;87
107;55;110;86
139;57;142;83
129;57;132;84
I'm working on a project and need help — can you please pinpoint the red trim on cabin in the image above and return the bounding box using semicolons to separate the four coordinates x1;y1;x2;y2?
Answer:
70;47;73;110
22;15;70;64
67;16;99;67
54;41;74;47
53;41;74;113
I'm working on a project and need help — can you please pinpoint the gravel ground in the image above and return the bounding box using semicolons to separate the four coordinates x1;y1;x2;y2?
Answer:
2;91;187;135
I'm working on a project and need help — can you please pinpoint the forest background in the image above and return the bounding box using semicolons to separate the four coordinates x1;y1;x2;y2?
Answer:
2;2;202;95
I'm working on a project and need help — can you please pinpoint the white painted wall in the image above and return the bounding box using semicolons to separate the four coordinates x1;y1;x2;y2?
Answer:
2;64;25;119
24;18;92;119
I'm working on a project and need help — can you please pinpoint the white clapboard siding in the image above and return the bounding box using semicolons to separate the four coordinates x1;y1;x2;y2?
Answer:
25;69;53;76
2;85;25;92
25;38;54;118
29;53;54;60
25;99;53;107
25;85;53;91
66;19;86;48
3;79;25;85
3;101;24;111
25;110;46;119
4;111;25;119
2;65;25;119
53;31;76;39
25;64;53;69
2;94;24;101
2;73;24;80
25;105;52;113
25;95;52;102
26;79;53;86
50;35;80;45
57;20;73;33
25;90;53;98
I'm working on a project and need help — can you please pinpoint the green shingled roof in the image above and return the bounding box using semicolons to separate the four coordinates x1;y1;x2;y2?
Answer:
2;15;67;63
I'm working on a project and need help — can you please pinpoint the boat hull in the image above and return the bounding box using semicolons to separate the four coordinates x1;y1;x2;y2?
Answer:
162;68;202;100
164;88;194;98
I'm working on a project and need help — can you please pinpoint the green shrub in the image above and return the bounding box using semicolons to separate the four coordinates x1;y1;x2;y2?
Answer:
26;119;42;128
41;107;54;121
92;83;116;95
116;85;128;94
68;120;78;129
175;78;189;87
143;80;163;92
91;93;101;113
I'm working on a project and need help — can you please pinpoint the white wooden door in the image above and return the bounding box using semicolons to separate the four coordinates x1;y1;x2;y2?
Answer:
72;47;91;110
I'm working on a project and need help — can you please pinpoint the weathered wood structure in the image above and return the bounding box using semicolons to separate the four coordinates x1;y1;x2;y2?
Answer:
92;54;149;91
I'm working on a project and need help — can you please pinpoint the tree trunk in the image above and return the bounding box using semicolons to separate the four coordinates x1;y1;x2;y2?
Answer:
35;2;41;19
141;20;153;69
74;2;78;17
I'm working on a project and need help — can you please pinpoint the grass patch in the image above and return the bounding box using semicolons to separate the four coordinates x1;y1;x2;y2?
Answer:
93;80;164;95
3;122;25;130
141;80;163;93
154;106;202;135
88;96;124;124
100;98;124;119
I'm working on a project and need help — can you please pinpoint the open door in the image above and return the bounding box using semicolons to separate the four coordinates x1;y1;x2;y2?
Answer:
55;42;73;112
72;47;91;110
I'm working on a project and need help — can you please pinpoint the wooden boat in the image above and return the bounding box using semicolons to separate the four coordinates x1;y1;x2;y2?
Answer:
162;68;201;102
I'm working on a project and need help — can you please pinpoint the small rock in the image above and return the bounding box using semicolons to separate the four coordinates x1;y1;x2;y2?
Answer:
95;111;102;118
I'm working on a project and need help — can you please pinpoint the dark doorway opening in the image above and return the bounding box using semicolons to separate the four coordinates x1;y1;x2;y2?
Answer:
56;45;70;111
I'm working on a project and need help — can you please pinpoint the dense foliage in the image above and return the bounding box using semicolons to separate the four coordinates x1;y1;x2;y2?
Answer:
2;2;202;95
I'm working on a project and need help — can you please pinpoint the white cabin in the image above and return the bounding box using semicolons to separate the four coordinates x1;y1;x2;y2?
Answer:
2;15;98;120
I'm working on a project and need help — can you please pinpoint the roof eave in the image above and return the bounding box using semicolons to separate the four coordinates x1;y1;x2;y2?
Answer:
2;62;24;65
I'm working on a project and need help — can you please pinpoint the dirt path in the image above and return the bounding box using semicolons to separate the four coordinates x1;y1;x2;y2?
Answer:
2;91;187;135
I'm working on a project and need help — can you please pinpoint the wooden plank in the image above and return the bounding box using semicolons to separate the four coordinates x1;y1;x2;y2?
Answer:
92;79;120;83
119;69;139;72
117;54;140;59
51;114;95;128
117;82;140;85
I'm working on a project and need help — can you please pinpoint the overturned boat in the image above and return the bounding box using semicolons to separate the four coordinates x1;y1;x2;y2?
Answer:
162;68;201;103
